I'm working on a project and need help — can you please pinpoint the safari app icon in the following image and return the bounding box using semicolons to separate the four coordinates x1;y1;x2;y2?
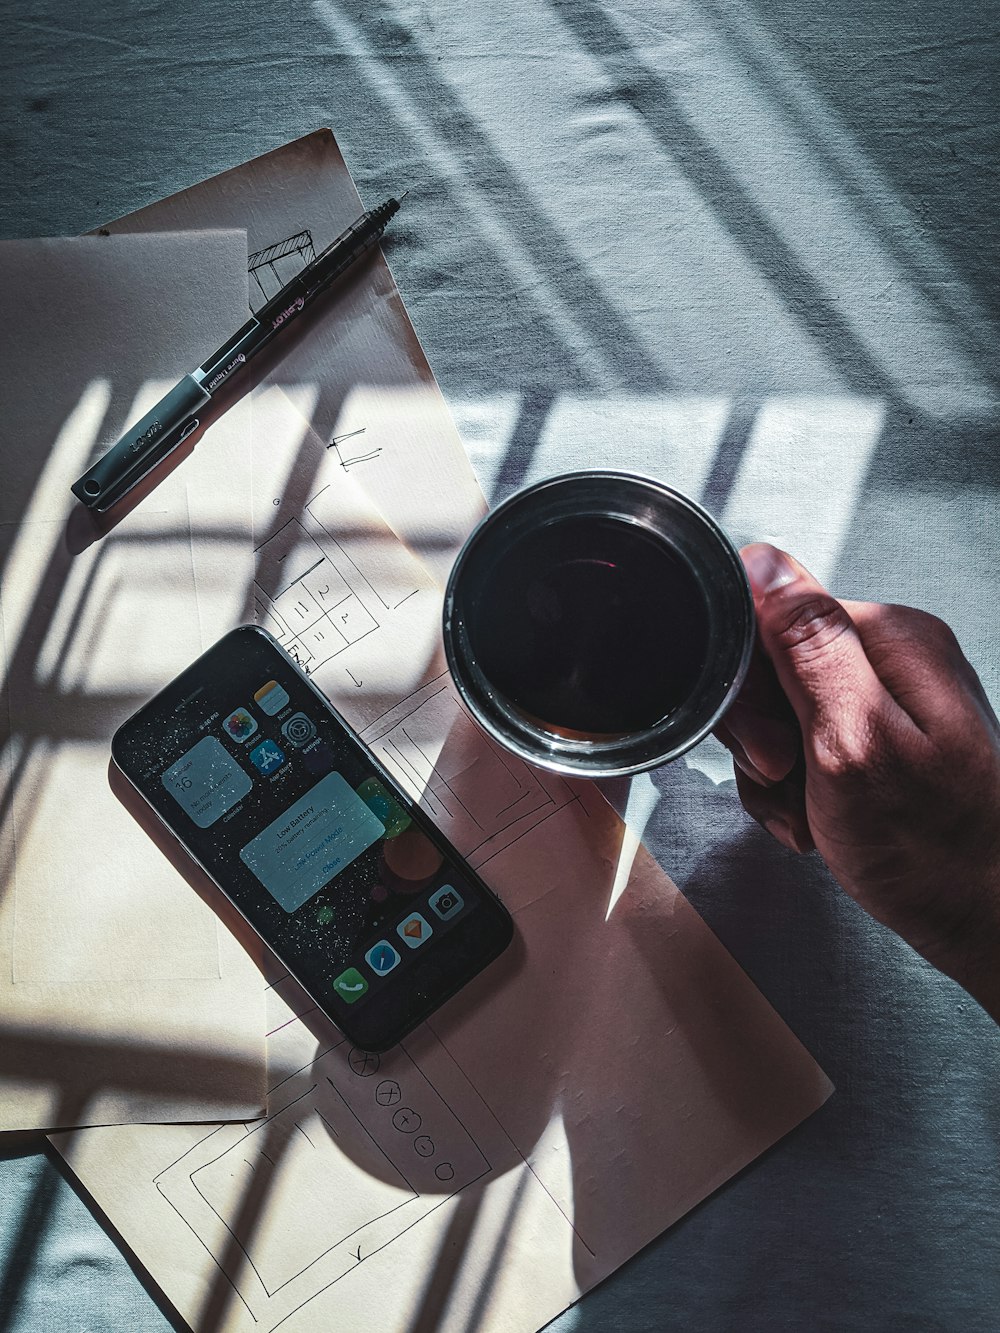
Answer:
365;940;401;976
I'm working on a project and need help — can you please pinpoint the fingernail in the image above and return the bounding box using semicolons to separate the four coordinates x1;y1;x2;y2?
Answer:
763;816;799;853
725;707;800;783
732;748;770;785
741;544;799;597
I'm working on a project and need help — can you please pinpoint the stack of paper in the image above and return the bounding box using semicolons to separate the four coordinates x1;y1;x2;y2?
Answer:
0;131;832;1332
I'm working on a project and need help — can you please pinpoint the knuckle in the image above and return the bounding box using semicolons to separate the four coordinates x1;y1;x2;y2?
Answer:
810;706;885;781
771;595;853;662
900;605;963;658
811;739;868;782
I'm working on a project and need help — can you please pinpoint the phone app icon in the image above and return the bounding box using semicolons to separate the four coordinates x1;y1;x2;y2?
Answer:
332;967;368;1004
428;885;464;921
223;707;258;744
397;912;433;950
249;738;285;775
281;712;316;748
254;680;290;716
365;940;401;976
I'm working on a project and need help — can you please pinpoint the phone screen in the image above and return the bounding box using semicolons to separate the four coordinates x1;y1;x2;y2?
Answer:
112;626;513;1050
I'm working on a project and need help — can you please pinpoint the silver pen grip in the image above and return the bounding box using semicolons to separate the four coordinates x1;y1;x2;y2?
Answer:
71;373;211;511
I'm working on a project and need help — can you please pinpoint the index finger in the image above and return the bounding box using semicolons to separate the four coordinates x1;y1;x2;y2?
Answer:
842;599;999;736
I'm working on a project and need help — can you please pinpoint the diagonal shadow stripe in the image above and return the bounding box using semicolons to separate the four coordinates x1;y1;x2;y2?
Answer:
550;0;904;404
697;0;998;379
0;1157;62;1333
489;387;559;503
0;1092;88;1333
315;0;672;392
698;397;760;513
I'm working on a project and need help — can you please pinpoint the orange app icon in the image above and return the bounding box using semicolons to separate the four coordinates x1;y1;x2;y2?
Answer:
397;912;432;949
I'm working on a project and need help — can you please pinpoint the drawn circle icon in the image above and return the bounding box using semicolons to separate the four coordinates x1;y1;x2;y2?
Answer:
392;1107;421;1134
375;1080;401;1106
281;711;317;748
434;1162;455;1182
414;1135;434;1157
349;1049;380;1077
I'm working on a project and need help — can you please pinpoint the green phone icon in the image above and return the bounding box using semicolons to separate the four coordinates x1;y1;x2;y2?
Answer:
332;967;368;1004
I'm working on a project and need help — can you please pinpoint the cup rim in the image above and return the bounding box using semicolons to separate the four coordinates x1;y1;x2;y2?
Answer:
442;470;754;777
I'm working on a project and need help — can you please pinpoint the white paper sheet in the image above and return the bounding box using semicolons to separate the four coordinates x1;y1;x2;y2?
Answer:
0;233;267;1131
101;129;488;588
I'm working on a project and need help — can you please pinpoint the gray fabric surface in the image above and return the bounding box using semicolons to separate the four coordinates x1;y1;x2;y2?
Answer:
1;1;998;1329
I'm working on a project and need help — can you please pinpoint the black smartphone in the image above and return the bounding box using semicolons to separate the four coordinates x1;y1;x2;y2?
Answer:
112;625;514;1051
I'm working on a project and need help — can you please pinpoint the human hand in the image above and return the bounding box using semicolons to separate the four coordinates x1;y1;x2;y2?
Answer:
715;543;1000;1021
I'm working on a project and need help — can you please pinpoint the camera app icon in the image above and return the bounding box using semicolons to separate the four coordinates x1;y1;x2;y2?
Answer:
428;885;464;921
281;712;316;748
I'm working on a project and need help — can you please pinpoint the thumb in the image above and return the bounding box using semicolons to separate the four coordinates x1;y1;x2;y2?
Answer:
740;544;896;766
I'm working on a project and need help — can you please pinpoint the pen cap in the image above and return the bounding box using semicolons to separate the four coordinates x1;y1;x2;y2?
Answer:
71;373;210;510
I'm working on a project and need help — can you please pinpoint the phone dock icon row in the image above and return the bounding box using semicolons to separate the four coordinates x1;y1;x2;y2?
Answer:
333;888;465;1003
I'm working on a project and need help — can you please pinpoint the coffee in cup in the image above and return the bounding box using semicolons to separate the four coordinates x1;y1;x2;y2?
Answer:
442;471;754;777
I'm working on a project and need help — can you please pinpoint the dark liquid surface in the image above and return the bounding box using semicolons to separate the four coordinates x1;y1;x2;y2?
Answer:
468;515;710;734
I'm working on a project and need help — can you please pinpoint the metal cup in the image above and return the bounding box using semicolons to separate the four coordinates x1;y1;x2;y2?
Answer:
442;471;754;777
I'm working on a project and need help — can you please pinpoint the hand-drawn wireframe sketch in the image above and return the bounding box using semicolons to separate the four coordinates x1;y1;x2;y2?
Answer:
103;129;488;588
360;675;588;875
247;230;316;309
153;1034;493;1326
252;514;381;675
251;494;404;677
242;386;443;723
54;945;588;1333
327;426;382;470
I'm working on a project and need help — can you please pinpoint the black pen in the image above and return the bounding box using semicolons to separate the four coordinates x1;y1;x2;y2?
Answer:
71;194;404;511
